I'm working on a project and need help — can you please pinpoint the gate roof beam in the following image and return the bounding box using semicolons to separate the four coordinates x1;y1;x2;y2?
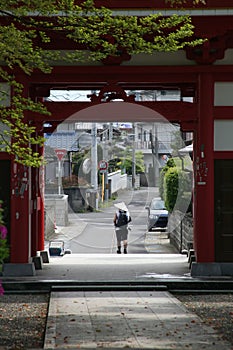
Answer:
28;100;197;125
29;66;198;84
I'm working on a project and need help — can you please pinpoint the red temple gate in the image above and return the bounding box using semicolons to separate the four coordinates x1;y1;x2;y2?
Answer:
1;0;233;276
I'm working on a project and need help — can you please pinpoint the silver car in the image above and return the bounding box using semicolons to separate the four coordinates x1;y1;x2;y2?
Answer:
145;198;168;232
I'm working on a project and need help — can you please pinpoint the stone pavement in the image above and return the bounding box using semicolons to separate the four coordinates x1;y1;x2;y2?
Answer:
9;188;233;349
37;190;231;349
41;224;231;349
44;290;232;349
35;253;190;281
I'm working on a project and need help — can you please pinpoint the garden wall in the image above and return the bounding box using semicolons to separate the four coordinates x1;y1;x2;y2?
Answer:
108;170;127;193
45;194;69;227
168;211;193;253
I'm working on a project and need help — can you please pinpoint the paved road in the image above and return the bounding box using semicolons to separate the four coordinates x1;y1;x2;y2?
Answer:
64;188;159;254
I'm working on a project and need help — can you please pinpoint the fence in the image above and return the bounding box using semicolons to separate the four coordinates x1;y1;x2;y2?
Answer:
168;211;193;253
108;170;127;194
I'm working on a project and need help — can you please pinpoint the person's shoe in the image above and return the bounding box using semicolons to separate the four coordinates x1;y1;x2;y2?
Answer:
117;249;121;254
124;249;127;254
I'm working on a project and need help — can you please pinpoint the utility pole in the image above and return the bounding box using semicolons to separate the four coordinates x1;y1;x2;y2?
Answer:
102;127;109;202
150;124;159;186
132;123;136;189
91;123;98;209
57;159;62;195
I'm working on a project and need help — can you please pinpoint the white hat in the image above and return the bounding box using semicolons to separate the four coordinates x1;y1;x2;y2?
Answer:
114;202;128;211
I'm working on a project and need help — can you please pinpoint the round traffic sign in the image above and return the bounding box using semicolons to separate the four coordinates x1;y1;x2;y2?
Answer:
98;160;108;171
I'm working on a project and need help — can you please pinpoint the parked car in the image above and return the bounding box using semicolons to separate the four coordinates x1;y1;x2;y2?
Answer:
145;198;168;232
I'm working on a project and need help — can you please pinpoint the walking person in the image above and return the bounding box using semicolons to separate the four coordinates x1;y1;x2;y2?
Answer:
113;202;131;254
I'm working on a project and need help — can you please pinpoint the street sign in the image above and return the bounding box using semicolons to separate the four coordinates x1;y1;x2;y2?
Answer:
98;160;108;171
54;149;67;161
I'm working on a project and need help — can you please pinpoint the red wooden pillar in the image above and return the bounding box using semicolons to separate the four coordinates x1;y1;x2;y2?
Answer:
193;73;215;263
10;162;31;263
30;123;45;256
38;141;45;252
31;158;38;258
10;73;32;263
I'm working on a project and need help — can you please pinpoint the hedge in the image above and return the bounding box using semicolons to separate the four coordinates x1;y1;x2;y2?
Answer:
160;159;192;213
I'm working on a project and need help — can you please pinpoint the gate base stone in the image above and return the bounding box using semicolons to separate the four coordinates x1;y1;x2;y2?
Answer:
191;262;233;277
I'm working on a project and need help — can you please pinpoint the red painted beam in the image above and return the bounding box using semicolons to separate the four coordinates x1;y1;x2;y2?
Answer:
214;151;233;159
9;16;232;52
79;0;233;9
30;65;198;84
30;100;198;124
213;106;233;119
191;16;233;37
30;65;233;87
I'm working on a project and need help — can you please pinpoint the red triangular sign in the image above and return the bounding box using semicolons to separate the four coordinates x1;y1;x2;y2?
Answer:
55;149;67;161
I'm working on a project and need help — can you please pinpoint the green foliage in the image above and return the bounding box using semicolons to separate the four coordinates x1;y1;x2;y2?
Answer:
0;79;47;167
0;0;205;65
0;234;9;264
0;0;205;166
73;153;86;177
160;158;192;213
121;148;145;175
72;151;91;184
167;0;205;5
164;166;179;212
159;158;176;199
108;158;121;173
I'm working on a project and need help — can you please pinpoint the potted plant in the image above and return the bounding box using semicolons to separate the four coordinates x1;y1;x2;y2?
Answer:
0;201;9;294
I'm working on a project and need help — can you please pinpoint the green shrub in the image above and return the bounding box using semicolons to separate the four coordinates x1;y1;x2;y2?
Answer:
159;158;176;200
163;166;192;213
164;167;179;212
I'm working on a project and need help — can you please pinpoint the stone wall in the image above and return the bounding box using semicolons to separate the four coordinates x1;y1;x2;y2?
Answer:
44;204;55;240
45;194;69;227
168;211;193;253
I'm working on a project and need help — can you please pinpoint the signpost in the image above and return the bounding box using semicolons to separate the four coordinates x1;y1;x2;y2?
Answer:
98;160;108;201
55;149;67;161
98;160;108;173
55;149;66;195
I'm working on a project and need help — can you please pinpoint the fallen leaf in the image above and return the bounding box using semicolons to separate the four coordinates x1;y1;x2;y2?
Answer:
64;336;68;343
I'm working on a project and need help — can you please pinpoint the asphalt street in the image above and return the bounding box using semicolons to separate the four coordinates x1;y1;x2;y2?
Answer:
40;187;189;282
54;187;161;255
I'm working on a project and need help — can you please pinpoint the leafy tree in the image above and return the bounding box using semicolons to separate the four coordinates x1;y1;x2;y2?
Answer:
168;0;205;5
120;147;145;175
0;0;205;166
159;158;176;199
